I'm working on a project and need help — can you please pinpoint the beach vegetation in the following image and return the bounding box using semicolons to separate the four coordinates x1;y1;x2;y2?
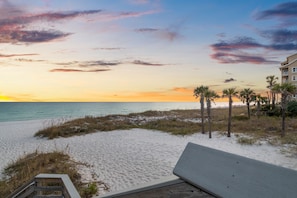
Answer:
222;88;239;137
140;119;200;135
205;89;220;138
35;115;135;139
266;75;279;109
253;94;268;117
82;182;98;198
240;88;256;119
194;85;209;134
273;82;297;137
0;149;106;197
237;137;257;145
34;103;297;150
34;106;296;140
287;100;297;117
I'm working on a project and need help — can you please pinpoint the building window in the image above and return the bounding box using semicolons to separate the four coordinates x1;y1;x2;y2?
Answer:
293;76;296;81
293;67;297;73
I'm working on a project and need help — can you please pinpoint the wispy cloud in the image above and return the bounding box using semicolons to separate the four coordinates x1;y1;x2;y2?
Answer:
5;30;71;43
135;19;183;42
56;60;121;67
211;2;297;64
94;47;124;50
50;68;110;73
15;58;45;62
0;53;38;58
132;60;166;66
51;58;168;73
260;29;297;43
252;2;297;52
211;37;262;51
224;78;236;83
210;37;274;64
258;29;297;50
0;1;103;44
210;36;285;64
0;0;160;44
51;60;120;72
172;87;193;93
135;27;181;41
95;10;158;22
210;52;277;64
136;28;159;32
79;61;121;67
254;2;297;20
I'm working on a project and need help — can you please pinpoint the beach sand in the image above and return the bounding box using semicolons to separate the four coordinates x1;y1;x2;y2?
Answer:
0;119;296;194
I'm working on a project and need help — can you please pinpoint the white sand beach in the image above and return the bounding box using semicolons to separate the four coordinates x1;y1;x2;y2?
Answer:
0;119;297;194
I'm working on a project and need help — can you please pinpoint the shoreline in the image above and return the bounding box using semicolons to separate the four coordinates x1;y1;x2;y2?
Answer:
1;118;296;194
0;102;245;123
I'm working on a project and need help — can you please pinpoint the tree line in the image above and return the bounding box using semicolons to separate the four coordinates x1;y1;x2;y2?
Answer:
194;75;297;138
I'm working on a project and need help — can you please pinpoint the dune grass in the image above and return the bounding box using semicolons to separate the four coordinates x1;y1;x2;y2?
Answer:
0;149;107;197
34;106;297;146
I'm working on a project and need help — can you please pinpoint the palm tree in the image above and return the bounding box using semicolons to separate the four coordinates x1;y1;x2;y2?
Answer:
194;86;209;134
222;88;239;137
273;83;297;137
239;88;255;119
266;75;279;109
205;89;220;138
253;94;267;117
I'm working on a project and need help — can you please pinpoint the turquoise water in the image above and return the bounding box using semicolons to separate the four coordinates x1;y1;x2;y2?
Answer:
0;102;238;122
0;102;203;122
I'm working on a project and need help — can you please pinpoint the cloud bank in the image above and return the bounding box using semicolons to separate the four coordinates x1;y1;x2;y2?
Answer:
0;2;102;44
50;59;168;72
210;2;297;64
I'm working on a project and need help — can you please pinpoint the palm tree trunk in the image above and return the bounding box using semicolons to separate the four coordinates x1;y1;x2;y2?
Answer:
207;100;211;138
281;95;286;137
272;92;276;109
227;96;232;137
256;101;260;118
201;97;205;134
247;101;250;119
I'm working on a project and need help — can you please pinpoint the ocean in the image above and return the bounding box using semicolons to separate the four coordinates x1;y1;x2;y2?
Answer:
0;102;234;122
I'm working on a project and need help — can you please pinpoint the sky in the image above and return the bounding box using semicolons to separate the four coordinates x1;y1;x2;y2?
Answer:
0;0;296;102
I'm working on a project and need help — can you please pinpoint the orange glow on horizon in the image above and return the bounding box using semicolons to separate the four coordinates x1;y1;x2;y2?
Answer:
1;93;243;102
0;95;12;102
2;88;258;102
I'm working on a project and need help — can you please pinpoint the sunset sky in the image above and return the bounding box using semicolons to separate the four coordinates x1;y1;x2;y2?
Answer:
0;0;296;102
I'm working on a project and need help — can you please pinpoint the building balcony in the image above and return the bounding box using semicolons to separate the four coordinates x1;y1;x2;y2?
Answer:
282;71;289;76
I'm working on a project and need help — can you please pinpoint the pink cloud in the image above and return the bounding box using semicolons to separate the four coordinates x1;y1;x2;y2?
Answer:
50;68;110;73
0;1;102;44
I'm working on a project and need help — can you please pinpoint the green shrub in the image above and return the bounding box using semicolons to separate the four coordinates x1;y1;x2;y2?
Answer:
287;101;297;117
266;107;281;117
233;115;249;121
237;137;257;145
82;182;98;198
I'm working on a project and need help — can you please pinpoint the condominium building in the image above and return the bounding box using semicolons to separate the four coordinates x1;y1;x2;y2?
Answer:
280;53;297;98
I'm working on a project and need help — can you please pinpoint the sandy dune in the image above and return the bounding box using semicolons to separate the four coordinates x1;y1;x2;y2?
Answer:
0;119;296;193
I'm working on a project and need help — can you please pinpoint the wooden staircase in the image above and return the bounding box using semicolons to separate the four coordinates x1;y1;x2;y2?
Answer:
8;174;81;198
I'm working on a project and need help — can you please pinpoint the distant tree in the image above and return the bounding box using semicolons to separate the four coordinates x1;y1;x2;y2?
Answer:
222;88;239;137
252;94;268;117
194;86;209;134
266;75;279;109
205;89;220;138
273;83;297;137
240;88;255;119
